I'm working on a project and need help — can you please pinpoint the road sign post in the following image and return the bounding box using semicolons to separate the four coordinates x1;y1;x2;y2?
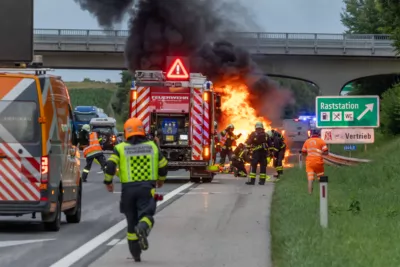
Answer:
319;176;328;228
316;96;379;128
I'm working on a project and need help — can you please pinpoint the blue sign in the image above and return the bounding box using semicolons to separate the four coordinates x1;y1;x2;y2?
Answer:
344;145;356;151
131;80;135;89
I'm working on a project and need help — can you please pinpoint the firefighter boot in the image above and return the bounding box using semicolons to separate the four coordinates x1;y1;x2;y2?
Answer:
245;178;256;185
258;179;266;185
128;240;141;262
81;171;89;183
233;168;239;177
135;222;150;251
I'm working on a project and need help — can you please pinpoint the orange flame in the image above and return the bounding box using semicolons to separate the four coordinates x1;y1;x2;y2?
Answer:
218;85;271;144
216;84;293;169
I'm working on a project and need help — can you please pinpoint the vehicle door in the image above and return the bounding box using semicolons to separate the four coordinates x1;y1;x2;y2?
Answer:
0;76;42;202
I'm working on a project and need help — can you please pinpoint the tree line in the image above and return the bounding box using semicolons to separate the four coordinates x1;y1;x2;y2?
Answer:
341;0;400;135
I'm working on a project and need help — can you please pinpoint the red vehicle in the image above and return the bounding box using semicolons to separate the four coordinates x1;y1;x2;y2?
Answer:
129;58;221;183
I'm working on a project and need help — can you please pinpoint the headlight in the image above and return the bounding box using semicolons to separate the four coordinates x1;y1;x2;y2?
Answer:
179;134;188;140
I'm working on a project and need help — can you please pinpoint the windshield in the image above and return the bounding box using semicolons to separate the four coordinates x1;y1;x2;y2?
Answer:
92;126;113;135
75;112;98;122
0;101;40;143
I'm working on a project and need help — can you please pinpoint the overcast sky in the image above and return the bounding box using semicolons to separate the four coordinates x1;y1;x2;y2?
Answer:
34;0;346;82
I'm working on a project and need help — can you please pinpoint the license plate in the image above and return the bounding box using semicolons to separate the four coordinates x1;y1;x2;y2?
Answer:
165;135;174;141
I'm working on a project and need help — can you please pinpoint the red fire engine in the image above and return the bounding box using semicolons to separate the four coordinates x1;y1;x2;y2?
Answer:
129;57;221;183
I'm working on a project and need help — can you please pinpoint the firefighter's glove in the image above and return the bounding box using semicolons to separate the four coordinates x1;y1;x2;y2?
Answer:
237;133;242;138
105;183;114;192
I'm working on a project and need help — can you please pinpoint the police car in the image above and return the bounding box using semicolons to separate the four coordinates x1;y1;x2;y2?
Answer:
89;117;122;151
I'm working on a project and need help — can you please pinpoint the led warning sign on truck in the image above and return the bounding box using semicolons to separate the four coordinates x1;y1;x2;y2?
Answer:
166;58;189;80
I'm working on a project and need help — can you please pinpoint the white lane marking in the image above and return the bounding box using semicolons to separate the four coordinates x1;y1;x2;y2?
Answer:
106;239;120;246
49;182;193;267
0;239;55;248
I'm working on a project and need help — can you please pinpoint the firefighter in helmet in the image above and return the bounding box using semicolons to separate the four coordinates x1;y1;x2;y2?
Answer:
231;143;250;177
266;129;286;178
103;117;168;262
245;122;272;185
219;124;241;172
81;124;107;182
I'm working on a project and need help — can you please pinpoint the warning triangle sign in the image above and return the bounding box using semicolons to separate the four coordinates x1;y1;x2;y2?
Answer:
166;58;189;80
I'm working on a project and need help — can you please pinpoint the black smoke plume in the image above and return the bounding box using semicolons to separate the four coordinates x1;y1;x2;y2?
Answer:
73;0;293;124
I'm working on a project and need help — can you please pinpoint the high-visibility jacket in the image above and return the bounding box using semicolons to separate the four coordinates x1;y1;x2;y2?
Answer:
83;132;103;158
105;141;168;184
301;137;328;165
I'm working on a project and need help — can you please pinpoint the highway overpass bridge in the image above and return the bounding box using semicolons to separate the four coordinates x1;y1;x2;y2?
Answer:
33;29;400;95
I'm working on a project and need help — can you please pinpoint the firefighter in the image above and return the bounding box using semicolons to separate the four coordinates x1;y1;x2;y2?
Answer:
231;143;249;177
301;129;328;194
266;129;286;178
103;117;168;262
245;122;272;185
219;124;241;172
81;124;107;182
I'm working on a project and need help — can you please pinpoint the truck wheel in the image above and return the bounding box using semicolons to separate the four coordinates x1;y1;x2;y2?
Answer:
43;193;62;232
190;177;201;183
65;182;82;223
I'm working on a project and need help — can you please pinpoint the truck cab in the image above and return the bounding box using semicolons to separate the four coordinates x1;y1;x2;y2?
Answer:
73;106;103;133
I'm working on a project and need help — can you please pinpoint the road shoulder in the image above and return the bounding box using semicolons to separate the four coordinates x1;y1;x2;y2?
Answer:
90;175;274;267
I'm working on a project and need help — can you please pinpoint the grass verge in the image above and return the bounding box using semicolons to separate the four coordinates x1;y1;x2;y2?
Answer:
271;136;400;267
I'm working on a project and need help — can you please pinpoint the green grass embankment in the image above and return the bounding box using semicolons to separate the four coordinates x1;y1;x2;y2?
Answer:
271;136;400;267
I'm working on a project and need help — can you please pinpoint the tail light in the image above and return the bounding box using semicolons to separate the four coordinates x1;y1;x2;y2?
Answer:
202;145;210;160
112;135;116;142
41;156;49;184
308;130;311;137
131;90;137;101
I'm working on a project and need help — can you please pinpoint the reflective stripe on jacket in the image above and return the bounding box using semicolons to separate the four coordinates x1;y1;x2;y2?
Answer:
83;132;102;158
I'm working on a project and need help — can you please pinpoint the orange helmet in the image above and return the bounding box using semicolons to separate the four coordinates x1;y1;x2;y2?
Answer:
124;117;145;139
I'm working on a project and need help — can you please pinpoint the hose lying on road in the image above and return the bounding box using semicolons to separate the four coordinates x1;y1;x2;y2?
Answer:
323;152;371;166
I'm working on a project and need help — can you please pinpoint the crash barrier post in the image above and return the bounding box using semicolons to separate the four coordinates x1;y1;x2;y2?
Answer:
319;176;328;228
298;150;303;169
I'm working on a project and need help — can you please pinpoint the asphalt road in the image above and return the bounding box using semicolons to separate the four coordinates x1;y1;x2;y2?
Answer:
0;157;189;267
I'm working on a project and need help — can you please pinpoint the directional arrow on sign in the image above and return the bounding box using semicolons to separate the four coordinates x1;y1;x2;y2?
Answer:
357;103;374;121
0;239;55;248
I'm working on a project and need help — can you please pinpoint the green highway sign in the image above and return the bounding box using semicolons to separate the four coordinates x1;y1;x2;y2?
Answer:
316;95;379;128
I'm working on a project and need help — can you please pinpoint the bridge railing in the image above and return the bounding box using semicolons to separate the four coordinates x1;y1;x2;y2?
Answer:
32;29;395;50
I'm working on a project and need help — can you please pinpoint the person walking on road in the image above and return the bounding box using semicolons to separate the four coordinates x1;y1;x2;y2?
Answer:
245;122;272;185
103;117;168;262
81;124;107;182
301;129;328;194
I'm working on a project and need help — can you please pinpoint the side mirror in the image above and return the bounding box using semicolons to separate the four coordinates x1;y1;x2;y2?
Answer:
216;95;221;108
69;146;77;157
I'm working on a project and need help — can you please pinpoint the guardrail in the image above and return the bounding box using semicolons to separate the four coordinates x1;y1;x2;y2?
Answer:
33;29;395;51
323;152;371;166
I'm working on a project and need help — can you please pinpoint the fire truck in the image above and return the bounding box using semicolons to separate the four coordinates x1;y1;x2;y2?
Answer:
129;58;221;183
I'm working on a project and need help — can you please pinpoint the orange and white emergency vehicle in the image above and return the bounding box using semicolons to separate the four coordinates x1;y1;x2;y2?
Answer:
129;57;221;183
0;61;82;231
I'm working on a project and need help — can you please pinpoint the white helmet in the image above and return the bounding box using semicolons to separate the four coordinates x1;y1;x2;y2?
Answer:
266;129;273;136
81;124;90;132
